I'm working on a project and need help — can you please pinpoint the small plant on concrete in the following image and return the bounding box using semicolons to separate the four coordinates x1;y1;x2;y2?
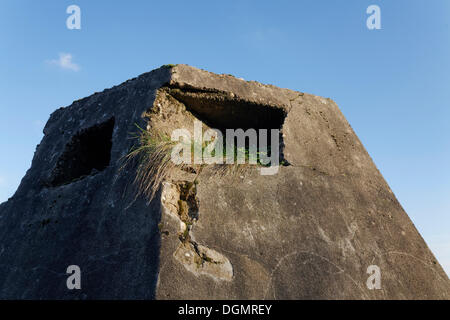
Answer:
122;124;284;201
122;124;179;201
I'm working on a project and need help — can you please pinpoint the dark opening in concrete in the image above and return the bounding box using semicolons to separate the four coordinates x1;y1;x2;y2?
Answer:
166;86;288;164
49;118;115;186
167;87;286;131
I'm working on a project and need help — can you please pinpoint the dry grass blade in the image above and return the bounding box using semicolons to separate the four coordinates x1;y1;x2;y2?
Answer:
120;124;273;202
121;125;178;202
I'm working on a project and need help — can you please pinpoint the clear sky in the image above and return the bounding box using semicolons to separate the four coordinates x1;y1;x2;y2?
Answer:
0;0;449;276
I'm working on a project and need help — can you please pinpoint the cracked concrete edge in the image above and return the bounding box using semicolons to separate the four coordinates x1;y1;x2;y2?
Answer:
169;64;306;109
160;181;233;283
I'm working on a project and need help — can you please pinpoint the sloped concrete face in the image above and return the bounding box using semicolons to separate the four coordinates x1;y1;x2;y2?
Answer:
0;65;448;299
0;67;172;299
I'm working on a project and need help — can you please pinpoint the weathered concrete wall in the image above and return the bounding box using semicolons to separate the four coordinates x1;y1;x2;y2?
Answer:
0;65;448;299
0;67;172;299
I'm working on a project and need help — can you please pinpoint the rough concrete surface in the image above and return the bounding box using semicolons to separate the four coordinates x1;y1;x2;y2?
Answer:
0;64;448;299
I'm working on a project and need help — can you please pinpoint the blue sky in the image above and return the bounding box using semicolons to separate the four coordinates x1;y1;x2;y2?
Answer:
0;1;449;276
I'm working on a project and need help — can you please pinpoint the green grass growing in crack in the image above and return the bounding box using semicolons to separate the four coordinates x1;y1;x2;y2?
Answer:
206;143;288;177
121;125;204;202
214;145;273;167
121;124;178;201
122;124;286;201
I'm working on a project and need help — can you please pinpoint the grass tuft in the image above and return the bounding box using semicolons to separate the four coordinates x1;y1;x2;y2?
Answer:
121;124;178;202
121;124;284;201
